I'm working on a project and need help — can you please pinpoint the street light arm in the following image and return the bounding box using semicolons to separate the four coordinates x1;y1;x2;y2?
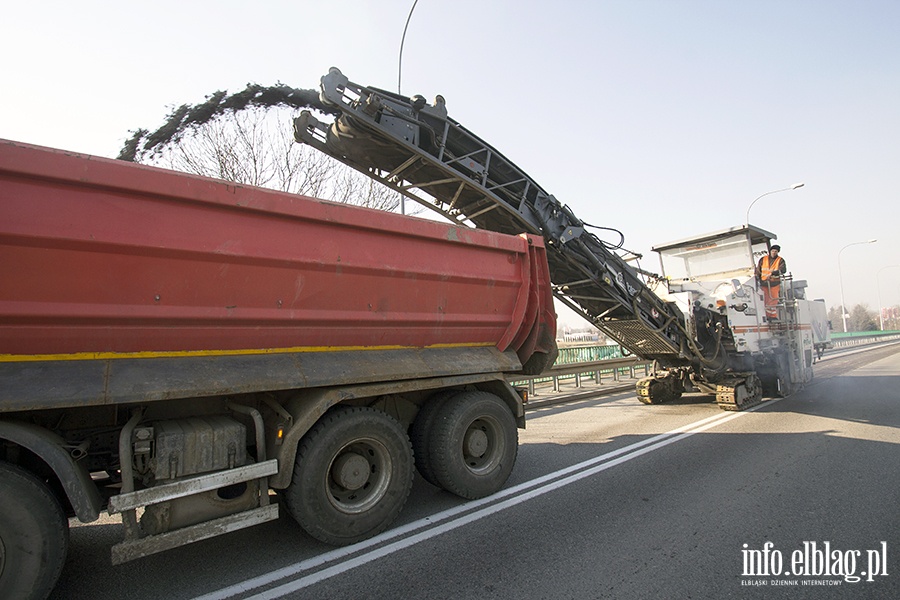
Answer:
745;183;805;226
839;239;878;260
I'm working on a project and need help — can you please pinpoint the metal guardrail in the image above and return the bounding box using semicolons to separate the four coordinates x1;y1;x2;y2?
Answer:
511;333;900;406
829;333;900;349
511;356;651;396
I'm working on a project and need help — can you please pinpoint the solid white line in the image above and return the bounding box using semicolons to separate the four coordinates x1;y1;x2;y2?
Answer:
195;402;774;600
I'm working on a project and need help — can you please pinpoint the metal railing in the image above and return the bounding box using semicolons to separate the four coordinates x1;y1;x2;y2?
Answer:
511;332;900;404
828;332;900;349
511;356;651;397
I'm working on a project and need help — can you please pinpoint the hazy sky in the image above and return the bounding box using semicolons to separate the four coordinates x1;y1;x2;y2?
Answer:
3;0;898;320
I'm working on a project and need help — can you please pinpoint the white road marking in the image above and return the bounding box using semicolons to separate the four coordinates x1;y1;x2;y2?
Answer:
195;400;778;600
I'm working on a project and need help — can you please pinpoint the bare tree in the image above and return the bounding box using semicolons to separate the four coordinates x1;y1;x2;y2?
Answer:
828;303;879;332
139;106;403;211
331;164;407;212
849;304;879;332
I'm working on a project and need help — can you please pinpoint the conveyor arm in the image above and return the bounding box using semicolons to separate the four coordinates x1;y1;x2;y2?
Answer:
294;68;693;364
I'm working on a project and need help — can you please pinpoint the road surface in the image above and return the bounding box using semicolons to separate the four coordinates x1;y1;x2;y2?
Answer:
51;344;900;599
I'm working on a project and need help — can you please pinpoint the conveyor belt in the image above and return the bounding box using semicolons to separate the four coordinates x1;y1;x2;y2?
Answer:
294;68;693;364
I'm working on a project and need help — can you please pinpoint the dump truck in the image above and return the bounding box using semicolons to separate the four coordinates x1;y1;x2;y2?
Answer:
0;139;556;599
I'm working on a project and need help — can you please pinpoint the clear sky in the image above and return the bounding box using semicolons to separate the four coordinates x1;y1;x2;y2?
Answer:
3;0;898;320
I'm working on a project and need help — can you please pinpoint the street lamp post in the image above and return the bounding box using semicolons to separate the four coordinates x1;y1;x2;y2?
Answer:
745;182;805;226
877;265;900;331
838;239;878;333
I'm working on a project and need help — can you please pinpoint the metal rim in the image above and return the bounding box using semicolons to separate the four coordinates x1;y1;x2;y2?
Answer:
461;414;505;475
326;437;393;514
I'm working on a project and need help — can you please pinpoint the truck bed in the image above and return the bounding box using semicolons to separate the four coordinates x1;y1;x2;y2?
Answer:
0;140;556;409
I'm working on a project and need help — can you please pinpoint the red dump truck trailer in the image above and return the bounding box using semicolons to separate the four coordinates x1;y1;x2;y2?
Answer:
0;139;556;599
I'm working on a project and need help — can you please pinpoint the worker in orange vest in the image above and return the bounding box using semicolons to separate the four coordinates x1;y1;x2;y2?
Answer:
756;244;786;320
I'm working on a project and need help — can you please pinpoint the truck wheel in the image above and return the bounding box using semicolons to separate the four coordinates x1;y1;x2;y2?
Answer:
409;390;459;487
0;461;69;600
428;391;518;499
283;406;414;545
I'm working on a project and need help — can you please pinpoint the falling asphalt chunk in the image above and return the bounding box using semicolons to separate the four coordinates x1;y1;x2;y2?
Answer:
117;84;336;162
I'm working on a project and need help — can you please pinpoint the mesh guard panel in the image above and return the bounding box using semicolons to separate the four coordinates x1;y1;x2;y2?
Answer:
600;320;680;356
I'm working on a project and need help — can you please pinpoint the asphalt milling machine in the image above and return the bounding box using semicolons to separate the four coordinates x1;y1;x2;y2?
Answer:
294;68;830;410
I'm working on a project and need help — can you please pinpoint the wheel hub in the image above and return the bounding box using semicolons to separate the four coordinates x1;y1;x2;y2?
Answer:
464;427;489;458
332;452;370;490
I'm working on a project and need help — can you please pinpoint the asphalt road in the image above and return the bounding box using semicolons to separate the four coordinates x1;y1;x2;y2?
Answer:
52;344;900;599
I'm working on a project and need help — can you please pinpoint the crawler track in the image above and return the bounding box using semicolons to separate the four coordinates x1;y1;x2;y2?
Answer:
715;374;763;411
636;375;682;405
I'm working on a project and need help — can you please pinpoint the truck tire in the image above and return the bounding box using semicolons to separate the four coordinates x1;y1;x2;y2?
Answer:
282;406;414;545
409;390;459;487
0;461;69;600
427;391;518;499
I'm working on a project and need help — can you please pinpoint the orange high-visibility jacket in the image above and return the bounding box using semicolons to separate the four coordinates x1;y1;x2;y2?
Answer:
758;255;785;282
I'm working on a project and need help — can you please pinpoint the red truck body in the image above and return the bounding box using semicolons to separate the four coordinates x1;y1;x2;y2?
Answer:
0;139;554;363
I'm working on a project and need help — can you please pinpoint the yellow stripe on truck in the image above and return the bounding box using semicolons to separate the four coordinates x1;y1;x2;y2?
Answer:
0;342;496;363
